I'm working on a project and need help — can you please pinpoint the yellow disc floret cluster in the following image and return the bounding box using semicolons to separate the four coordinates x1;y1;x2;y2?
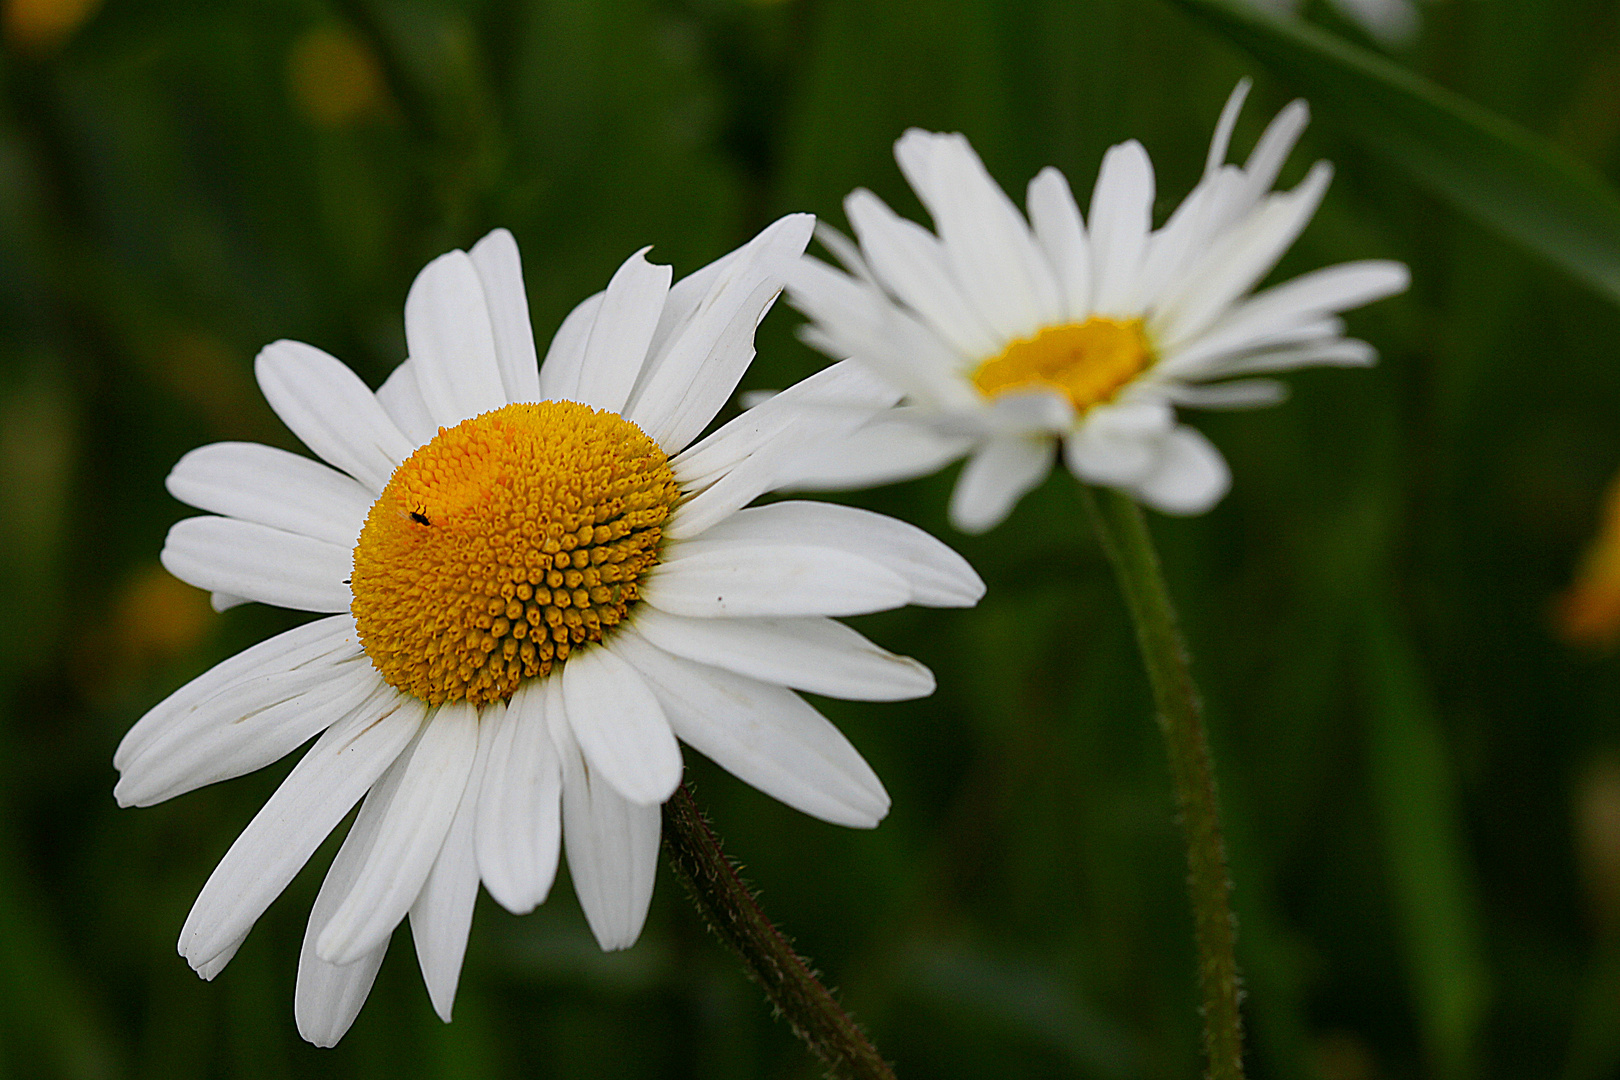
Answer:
972;317;1153;414
351;401;680;706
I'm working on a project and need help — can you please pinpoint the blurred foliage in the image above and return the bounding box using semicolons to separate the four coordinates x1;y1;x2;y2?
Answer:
4;0;1620;1077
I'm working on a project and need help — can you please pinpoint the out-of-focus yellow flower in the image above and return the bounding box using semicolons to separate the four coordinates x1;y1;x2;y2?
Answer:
156;332;255;426
288;24;387;129
1558;471;1620;647
113;563;213;664
79;562;213;701
2;0;100;54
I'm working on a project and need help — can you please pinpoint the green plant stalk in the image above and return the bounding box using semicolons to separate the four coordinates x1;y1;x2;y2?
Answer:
661;782;897;1080
1085;487;1246;1080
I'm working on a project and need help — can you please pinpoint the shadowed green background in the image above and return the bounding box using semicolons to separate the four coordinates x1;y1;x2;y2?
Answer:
2;0;1618;1077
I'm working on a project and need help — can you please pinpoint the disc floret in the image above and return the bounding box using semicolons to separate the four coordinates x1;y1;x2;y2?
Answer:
351;401;680;706
971;317;1153;414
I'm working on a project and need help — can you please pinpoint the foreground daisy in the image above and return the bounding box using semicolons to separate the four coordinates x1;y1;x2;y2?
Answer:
115;218;983;1045
783;80;1409;531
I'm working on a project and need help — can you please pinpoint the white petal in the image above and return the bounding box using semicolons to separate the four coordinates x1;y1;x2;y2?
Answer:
255;340;415;492
631;607;933;701
768;414;973;493
1166;260;1408;371
178;693;425;972
1190;165;1261;264
683;500;985;608
1159;317;1343;380
626;214;815;453
115;659;382;808
167;442;373;548
162;516;351;613
1088;141;1155;317
980;387;1075;436
947;437;1054;534
211;592;250;612
555;693;661;951
195;934;246;981
813;221;878;284
784;255;975;408
644;542;911;619
295;730;423;1048
317;701;480;965
1133;426;1231;516
1208;339;1378;377
1205;79;1253;177
1160;378;1288;409
561;645;682;806
1026;167;1092;320
537;292;604;403
375;361;440;449
1137;174;1233;307
409;701;495;1022
1063;401;1176;487
474;682;561;914
896;130;1063;339
405;250;508;429
844;188;999;358
666;365;908;541
668;442;803;542
643;246;745;371
1240;100;1311;211
469;228;542;404
610;629;889;828
1156;163;1334;347
575;247;672;414
672;358;900;489
297;913;387;1046
115;614;358;769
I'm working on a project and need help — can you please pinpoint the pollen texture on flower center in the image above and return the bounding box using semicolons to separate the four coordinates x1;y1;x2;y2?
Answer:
351;401;680;706
971;317;1152;413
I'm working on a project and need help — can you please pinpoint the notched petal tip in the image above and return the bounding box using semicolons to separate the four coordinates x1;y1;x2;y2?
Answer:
894;126;939;157
831;776;891;830
951;565;989;605
111;774;152;809
619;243;662;271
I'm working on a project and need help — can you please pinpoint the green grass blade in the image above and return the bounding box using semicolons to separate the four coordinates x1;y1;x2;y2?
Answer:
1163;0;1620;306
1362;602;1490;1080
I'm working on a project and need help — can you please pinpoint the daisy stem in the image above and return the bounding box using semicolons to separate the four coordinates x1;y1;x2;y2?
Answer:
1084;487;1246;1080
661;782;897;1080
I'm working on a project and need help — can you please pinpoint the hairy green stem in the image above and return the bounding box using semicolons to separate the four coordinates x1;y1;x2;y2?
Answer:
1085;487;1246;1080
661;783;897;1080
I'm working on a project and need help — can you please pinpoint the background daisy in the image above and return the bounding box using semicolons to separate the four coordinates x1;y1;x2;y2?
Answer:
783;80;1408;531
115;220;982;1045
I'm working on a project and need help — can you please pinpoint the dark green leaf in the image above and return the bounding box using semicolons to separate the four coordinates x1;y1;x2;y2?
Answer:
1165;0;1620;306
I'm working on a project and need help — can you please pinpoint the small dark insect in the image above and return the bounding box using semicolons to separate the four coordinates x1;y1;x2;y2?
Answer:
410;511;431;526
342;578;351;585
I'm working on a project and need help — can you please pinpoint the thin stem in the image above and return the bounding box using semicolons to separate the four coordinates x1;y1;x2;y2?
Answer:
661;782;897;1080
1084;487;1246;1080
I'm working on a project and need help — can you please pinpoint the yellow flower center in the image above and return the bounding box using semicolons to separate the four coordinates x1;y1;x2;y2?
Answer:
350;401;680;706
971;317;1153;413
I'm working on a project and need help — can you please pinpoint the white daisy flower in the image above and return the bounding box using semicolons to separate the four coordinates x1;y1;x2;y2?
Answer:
115;216;983;1046
782;80;1410;532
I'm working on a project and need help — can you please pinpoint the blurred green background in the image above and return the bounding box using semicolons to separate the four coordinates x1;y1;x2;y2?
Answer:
6;0;1620;1076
